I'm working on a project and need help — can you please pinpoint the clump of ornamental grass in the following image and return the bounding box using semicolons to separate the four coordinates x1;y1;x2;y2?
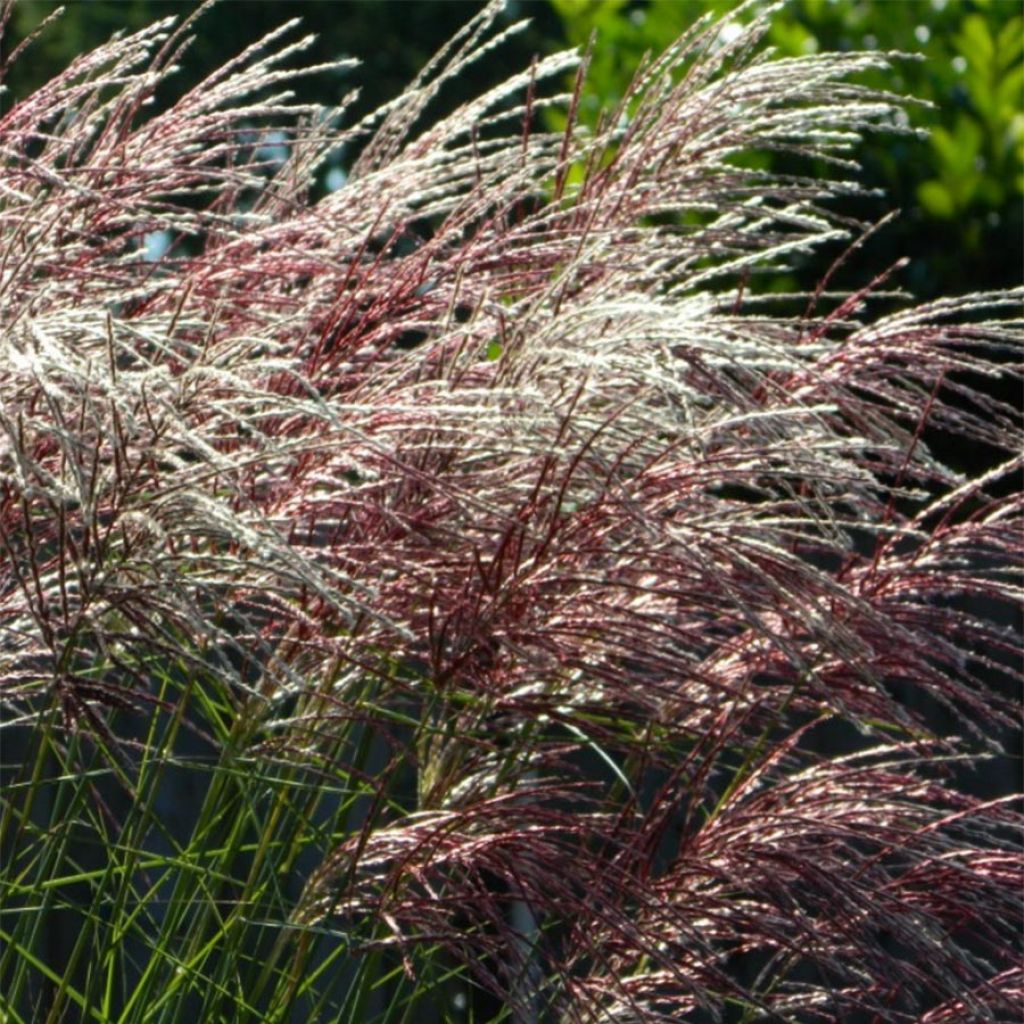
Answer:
0;2;1020;1022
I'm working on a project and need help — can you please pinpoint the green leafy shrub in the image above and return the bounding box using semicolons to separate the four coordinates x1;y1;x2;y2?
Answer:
551;0;1023;298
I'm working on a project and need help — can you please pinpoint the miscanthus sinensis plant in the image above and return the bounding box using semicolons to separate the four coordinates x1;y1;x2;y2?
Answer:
0;2;1020;1022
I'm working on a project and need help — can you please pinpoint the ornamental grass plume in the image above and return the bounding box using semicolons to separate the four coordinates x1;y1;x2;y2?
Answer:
0;2;1020;1022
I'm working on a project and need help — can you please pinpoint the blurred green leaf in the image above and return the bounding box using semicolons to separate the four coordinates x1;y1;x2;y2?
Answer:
957;14;996;69
996;16;1024;69
931;116;983;177
918;179;957;218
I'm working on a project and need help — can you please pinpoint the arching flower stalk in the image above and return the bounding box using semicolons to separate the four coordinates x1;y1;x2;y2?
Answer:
0;3;1019;1022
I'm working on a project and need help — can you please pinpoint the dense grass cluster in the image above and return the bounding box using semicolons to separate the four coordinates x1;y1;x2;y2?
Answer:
0;2;1020;1022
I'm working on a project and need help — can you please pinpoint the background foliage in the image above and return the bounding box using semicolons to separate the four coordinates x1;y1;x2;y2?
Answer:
551;0;1023;301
